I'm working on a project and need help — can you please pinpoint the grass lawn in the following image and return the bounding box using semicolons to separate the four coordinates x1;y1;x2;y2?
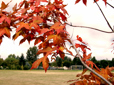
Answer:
0;70;84;85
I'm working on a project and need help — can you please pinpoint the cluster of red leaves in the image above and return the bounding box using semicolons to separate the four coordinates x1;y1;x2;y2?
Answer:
75;35;99;70
0;0;72;72
73;35;114;84
68;66;114;85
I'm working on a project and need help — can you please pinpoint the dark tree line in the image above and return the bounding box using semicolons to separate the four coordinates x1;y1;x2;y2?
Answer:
0;48;114;70
50;56;82;68
91;57;114;68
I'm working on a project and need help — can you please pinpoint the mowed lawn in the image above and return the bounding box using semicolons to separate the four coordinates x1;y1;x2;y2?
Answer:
0;70;83;85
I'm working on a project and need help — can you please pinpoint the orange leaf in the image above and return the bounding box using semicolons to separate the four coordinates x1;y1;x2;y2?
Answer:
31;57;44;70
46;35;63;44
86;61;94;68
37;46;57;54
16;22;29;32
33;16;43;24
4;27;10;38
0;16;5;23
13;31;22;40
42;57;49;72
50;22;66;34
39;28;50;34
0;28;5;37
5;17;11;25
1;1;8;9
12;3;17;11
59;46;64;52
0;27;10;38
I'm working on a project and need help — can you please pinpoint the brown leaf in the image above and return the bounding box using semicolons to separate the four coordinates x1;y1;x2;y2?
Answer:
1;1;8;9
12;3;17;11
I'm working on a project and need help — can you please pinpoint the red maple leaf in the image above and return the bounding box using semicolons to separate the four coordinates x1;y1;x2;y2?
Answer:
0;16;11;25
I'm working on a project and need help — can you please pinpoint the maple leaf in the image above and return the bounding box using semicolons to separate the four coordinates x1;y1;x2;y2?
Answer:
0;16;11;25
4;27;10;38
12;3;17;11
82;53;91;61
13;30;22;40
34;36;44;45
16;22;29;32
1;1;8;10
0;27;10;38
31;57;44;70
46;35;63;44
33;16;43;24
50;22;66;34
86;61;100;71
37;46;57;54
39;28;50;34
31;56;49;72
42;57;49;72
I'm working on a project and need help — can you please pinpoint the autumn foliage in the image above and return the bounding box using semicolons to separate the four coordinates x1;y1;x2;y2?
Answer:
0;0;114;85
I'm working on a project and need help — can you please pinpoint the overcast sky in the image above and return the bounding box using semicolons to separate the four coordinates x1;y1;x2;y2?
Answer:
0;0;114;60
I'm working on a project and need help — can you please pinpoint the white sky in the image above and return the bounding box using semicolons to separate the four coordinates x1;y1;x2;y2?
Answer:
0;0;114;60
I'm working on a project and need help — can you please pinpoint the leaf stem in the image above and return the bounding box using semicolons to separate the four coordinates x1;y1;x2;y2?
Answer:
68;36;112;85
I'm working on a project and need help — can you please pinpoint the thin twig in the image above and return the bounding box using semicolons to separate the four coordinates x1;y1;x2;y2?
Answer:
107;2;114;9
68;36;112;85
66;22;114;33
94;0;113;31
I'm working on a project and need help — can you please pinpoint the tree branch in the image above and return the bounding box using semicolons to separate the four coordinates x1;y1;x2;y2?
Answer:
66;22;114;33
94;0;113;31
68;36;112;85
107;2;114;9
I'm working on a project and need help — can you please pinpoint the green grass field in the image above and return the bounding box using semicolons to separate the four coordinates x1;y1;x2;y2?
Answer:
0;70;83;85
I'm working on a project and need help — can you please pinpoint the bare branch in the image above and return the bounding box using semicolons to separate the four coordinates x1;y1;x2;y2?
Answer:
94;0;113;31
107;2;114;9
66;22;114;33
